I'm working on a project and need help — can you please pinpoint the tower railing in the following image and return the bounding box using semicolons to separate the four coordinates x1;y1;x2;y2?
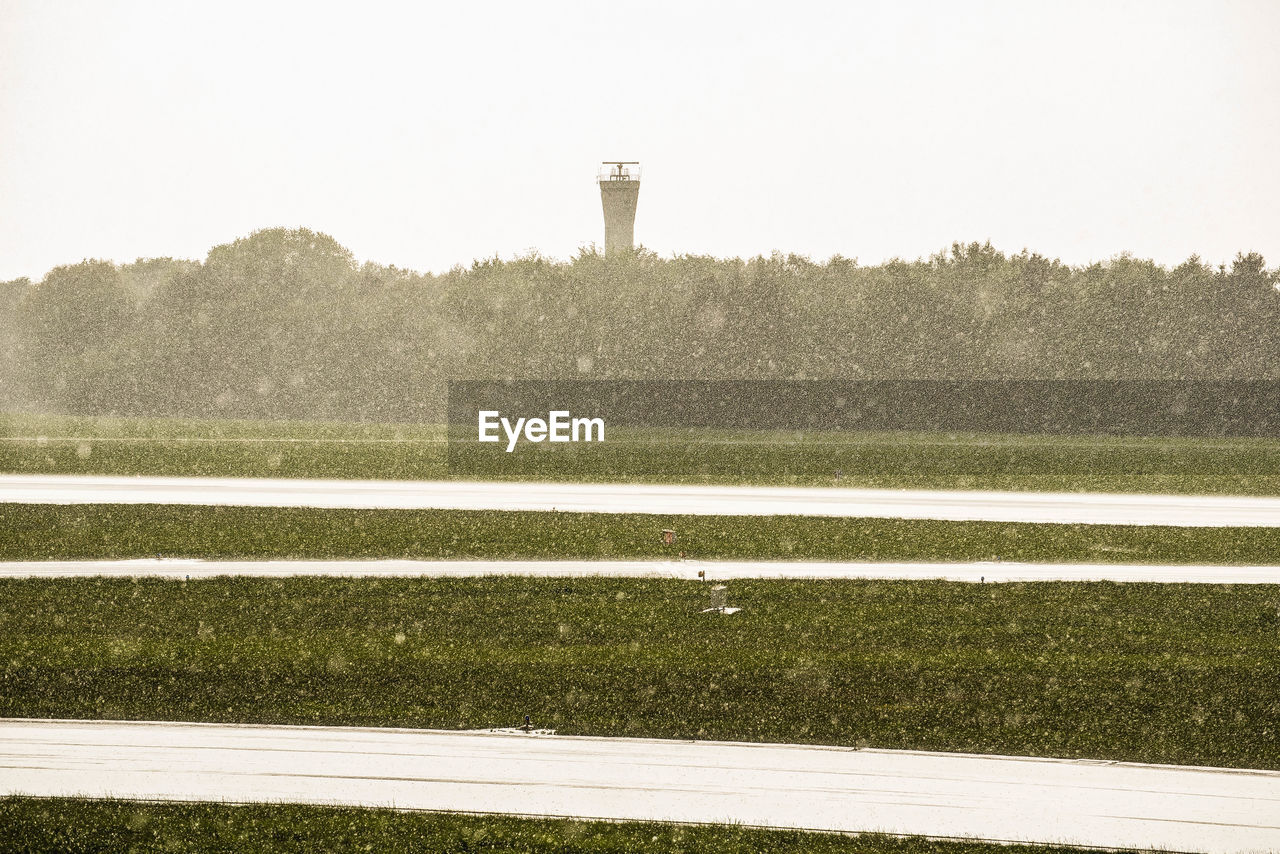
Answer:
597;162;642;183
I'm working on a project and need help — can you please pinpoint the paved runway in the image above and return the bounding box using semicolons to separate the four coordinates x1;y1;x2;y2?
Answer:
3;719;1276;853
3;558;1279;584
4;474;1280;527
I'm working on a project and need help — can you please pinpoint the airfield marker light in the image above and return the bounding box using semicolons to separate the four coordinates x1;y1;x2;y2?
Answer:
700;584;740;614
709;585;727;612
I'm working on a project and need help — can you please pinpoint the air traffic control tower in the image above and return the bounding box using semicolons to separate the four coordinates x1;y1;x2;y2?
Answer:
598;161;641;254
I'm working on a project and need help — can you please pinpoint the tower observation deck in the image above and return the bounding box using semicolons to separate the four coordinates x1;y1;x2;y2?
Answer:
597;161;641;255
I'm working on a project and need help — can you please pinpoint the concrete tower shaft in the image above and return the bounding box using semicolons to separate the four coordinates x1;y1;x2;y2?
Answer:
598;161;641;255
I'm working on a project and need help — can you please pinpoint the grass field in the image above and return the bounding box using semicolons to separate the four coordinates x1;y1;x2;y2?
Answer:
3;577;1277;769
0;798;1109;854
6;503;1280;564
6;412;1280;494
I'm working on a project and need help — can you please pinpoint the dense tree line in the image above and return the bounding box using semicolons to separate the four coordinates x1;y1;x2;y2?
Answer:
3;228;1277;421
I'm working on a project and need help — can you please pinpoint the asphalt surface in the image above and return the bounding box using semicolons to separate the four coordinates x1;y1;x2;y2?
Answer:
3;557;1280;583
4;474;1280;527
3;719;1277;853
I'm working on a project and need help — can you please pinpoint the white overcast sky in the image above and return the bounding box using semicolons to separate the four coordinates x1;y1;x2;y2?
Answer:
1;0;1277;281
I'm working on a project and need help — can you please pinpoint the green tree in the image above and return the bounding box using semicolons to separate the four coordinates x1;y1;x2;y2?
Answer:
16;261;133;412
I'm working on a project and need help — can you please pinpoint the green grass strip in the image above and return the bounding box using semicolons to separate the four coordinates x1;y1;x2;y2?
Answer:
7;412;1280;494
4;503;1280;564
0;798;1108;854
3;577;1277;768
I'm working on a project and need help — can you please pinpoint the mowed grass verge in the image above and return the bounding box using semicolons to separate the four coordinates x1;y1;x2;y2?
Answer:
6;412;1280;494
3;577;1277;769
5;503;1280;564
0;799;1108;854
